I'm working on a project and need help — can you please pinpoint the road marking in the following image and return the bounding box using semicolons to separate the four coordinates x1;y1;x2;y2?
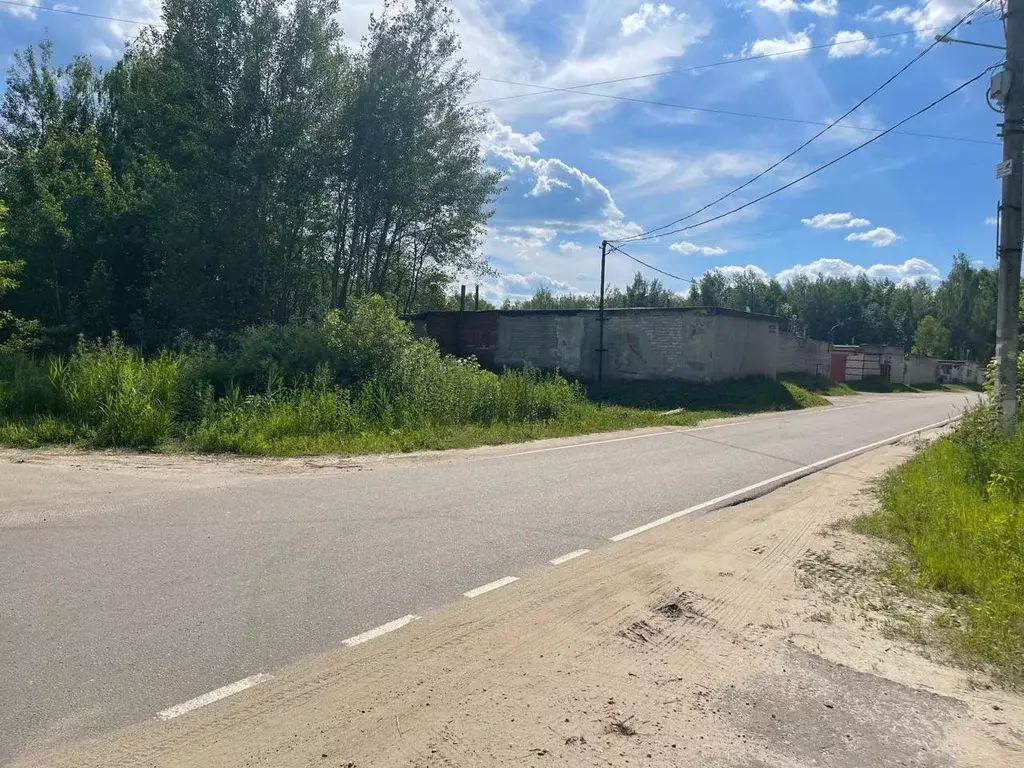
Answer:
157;674;273;721
609;417;958;543
463;576;519;598
342;614;420;647
550;549;591;565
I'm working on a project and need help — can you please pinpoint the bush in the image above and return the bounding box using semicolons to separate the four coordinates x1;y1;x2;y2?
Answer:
218;322;338;393
191;366;359;454
0;354;58;416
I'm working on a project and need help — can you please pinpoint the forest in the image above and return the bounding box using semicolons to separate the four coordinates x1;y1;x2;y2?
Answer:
0;0;500;354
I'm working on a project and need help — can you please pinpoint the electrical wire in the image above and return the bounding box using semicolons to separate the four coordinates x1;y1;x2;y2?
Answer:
621;65;997;245
471;84;997;146
0;0;155;25
614;0;995;244
468;19;1001;108
607;242;695;284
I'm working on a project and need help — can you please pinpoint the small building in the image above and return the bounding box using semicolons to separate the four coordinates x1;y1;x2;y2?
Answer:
936;359;984;386
830;346;984;387
828;344;905;383
407;307;831;383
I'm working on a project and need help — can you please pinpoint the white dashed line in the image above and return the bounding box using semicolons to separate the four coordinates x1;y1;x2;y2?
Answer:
157;674;273;721
549;549;591;565
463;576;519;598
342;615;420;647
609;417;958;543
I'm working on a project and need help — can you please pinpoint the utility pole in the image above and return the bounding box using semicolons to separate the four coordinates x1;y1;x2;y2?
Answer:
996;0;1024;435
597;241;608;383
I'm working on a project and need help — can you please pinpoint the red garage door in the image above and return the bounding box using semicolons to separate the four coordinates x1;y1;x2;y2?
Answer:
830;354;847;382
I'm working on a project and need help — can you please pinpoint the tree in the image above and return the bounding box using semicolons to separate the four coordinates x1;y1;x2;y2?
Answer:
0;200;40;352
0;0;502;349
912;315;951;358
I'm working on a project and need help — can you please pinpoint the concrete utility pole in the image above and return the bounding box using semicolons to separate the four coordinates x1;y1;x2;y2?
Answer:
996;0;1024;435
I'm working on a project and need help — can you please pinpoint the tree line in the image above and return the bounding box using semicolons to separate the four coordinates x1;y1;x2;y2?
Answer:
0;0;500;352
506;254;998;362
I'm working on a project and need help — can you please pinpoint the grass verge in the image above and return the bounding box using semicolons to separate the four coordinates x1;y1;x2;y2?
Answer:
781;372;981;397
853;408;1024;688
587;376;830;412
0;377;823;456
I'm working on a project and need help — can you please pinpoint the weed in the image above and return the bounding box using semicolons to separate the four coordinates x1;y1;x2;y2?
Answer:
857;407;1024;687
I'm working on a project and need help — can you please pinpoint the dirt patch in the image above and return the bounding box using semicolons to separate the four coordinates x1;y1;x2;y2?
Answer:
13;444;1024;768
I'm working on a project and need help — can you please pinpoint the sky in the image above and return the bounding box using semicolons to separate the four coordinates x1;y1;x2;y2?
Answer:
0;0;1009;302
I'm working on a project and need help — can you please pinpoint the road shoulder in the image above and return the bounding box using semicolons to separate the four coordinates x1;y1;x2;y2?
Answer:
13;440;1022;768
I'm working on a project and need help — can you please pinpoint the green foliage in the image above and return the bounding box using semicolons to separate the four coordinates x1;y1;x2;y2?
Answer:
0;1;500;349
0;200;40;353
859;409;1024;685
51;336;182;447
912;315;951;358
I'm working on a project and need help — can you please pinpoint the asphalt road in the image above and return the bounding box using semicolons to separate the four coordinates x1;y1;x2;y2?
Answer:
0;391;974;764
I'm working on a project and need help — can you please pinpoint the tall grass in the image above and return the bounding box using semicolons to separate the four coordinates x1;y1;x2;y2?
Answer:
1;336;182;447
858;406;1024;685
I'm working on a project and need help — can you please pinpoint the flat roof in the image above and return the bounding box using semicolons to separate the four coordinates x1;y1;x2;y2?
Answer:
406;306;788;323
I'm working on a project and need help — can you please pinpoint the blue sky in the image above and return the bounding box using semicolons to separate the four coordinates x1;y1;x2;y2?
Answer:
0;0;1008;301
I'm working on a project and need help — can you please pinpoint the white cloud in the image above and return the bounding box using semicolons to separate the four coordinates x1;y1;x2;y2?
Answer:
497;226;558;252
1;0;40;18
845;226;901;247
559;241;583;253
777;257;940;285
871;0;981;40
829;30;887;58
757;0;837;15
670;241;729;256
483;119;544;156
757;0;800;12
488;4;711;127
602;148;779;197
475;270;578;302
491;139;642;240
706;265;771;281
803;0;839;15
985;216;998;226
621;2;675;37
746;29;814;58
801;212;872;229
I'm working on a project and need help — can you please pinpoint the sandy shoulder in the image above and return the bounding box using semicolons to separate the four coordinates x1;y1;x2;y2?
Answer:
13;442;1024;768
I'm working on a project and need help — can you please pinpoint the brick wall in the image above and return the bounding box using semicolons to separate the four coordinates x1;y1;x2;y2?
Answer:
409;308;830;383
602;309;716;381
775;332;830;377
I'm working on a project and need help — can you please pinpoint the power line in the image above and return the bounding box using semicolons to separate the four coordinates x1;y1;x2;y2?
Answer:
616;0;995;244
469;19;1000;108
607;242;695;284
621;65;995;245
0;0;155;25
470;82;996;146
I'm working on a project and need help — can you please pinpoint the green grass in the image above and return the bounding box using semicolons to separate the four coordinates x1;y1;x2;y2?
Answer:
588;376;830;413
0;376;824;456
853;407;1024;688
781;372;981;397
780;373;857;397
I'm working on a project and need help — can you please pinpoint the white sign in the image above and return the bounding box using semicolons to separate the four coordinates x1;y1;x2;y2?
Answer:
997;159;1013;179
